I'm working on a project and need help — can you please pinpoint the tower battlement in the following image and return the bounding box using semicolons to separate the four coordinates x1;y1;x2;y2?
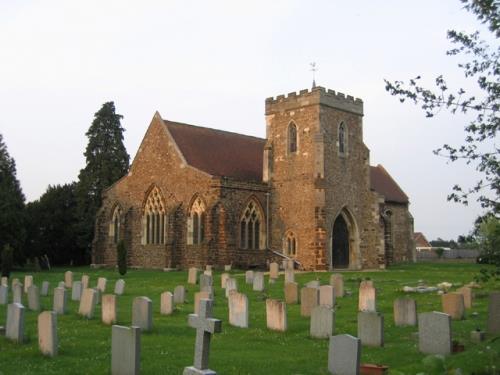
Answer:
265;86;363;116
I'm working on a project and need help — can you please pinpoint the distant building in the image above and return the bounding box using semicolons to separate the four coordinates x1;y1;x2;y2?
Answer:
414;232;432;252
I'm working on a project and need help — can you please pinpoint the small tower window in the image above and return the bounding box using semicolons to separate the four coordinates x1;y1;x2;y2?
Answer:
338;122;346;155
288;122;298;154
284;232;297;257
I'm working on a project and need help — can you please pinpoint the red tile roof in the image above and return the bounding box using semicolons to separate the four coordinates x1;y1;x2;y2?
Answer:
164;119;265;182
369;165;409;204
414;232;431;248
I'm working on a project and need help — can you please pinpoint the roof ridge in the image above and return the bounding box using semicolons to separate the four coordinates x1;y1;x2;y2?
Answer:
375;164;409;200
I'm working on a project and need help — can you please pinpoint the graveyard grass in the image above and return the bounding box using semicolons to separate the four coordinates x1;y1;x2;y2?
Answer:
0;263;499;374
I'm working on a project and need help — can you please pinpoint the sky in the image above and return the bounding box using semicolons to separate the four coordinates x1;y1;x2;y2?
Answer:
0;0;495;241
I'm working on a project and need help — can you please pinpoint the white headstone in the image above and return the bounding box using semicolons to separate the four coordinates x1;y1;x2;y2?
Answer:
228;292;249;328
72;281;83;301
38;311;57;356
330;274;344;297
225;278;238;298
41;281;50;296
79;288;97;319
358;282;376;312
188;268;198;285
102;294;117;325
266;299;287;332
319;285;336;307
132;296;153;332
253;272;265;292
418;311;452;355
269;262;279;279
53;287;67;315
97;277;107;293
310;305;335;339
0;285;8;305
160;291;174;315
81;274;90;289
64;271;73;288
112;325;140;375
24;275;33;293
174;285;186;304
357;311;384;347
328;334;361;375
221;273;229;289
245;270;254;284
6;302;25;343
27;285;41;311
13;283;23;304
114;279;125;295
285;268;294;283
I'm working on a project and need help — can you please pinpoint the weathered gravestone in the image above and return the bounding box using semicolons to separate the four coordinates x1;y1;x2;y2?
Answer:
310;305;334;339
358;311;384;347
301;287;319;317
306;280;320;289
253;272;265;292
1;276;7;286
112;325;140;375
245;270;254;284
97;277;107;293
194;291;213;315
58;281;65;289
319;285;336;308
72;281;83;301
11;277;20;289
224;264;231;271
200;274;213;292
487;291;500;334
79;288;98;319
205;265;213;272
225;278;237;298
456;286;473;309
13;283;23;304
41;281;50;297
27;285;41;311
330;274;344;297
188;268;198;285
24;275;33;293
174;285;186;304
266;299;287;331
132;297;153;332
53;287;67;315
114;279;125;295
269;262;279;279
283;259;294;270
418;311;452;355
183;299;222;375
38;311;57;357
64;271;73;288
0;285;8;305
285;268;295;283
358;282;376;312
6;302;25;343
102;294;117;325
285;282;298;304
81;274;90;289
228;292;248;328
328;334;361;375
220;273;229;289
441;293;465;320
203;270;213;277
393;298;417;326
161;291;174;315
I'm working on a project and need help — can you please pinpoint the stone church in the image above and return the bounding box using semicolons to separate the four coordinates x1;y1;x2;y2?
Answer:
92;86;415;271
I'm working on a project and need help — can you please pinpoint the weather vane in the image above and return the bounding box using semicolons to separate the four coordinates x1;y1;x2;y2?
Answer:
310;62;318;88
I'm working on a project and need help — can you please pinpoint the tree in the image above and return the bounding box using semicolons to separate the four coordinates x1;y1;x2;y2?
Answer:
76;102;130;263
385;0;499;212
1;244;14;277
0;133;26;265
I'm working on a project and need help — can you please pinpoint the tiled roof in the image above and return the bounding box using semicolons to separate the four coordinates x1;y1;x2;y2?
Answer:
164;119;265;182
414;232;431;248
369;165;409;204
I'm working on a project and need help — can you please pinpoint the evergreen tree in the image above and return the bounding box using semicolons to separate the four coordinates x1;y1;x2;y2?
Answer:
117;239;127;275
76;102;129;262
0;133;26;264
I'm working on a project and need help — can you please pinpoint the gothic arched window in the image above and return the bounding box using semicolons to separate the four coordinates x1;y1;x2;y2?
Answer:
338;122;346;155
142;187;167;245
187;196;206;245
109;205;122;244
240;200;265;250
288;122;298;154
284;231;297;257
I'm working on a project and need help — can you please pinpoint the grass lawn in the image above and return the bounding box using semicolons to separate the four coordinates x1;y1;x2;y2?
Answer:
0;262;499;374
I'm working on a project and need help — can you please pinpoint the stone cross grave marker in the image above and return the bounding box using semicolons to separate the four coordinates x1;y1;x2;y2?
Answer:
393;298;417;326
269;262;279;279
245;270;254;285
24;275;33;293
441;293;465;320
358;311;384;347
319;285;336;308
38;311;57;357
285;282;298;304
97;277;107;293
228;292;248;328
188;268;198;285
220;273;229;289
102;294;117;325
161;291;174;315
53;287;67;315
132;296;153;332
253;272;264;292
114;279;125;295
300;287;319;317
194;291;213;315
6;302;25;343
72;281;83;301
0;285;8;305
81;274;90;289
64;271;73;288
27;285;41;311
79;288;97;319
225;278;237;298
487;291;500;334
266;299;287;331
41;281;50;296
112;325;141;375
330;274;344;297
358;282;376;312
418;311;452;355
183;299;222;375
174;285;186;304
310;305;334;339
328;334;361;375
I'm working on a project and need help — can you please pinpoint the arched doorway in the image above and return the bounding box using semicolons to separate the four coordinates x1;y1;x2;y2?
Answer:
332;214;349;268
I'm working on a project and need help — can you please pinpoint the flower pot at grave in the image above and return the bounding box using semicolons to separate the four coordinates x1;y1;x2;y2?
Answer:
452;341;465;353
360;364;389;375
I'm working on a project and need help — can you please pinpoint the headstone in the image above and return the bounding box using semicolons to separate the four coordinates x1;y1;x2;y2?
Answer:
393;298;417;326
1;276;7;286
38;311;57;356
94;287;102;305
418;311;452;355
6;303;24;343
487;292;500;334
53;287;67;315
0;285;8;305
132;297;153;332
300;287;319;317
285;282;299;304
58;281;65;289
97;277;107;293
330;274;344;297
72;281;83;301
220;273;229;289
253;272;264;292
319;285;336;307
174;285;186;304
188;268;198;285
41;281;50;296
64;271;73;288
112;325;140;375
225;278;237;297
224;264;231;271
13;283;22;304
194;291;213;314
283;259;294;270
205;265;213;272
27;285;41;311
245;270;254;284
471;330;485;343
81;274;90;289
266;299;287;331
24;275;33;293
358;282;376;312
310;305;334;339
269;262;279;279
203;270;212;277
306;280;320;289
79;288;97;319
285;268;295;283
199;274;213;291
228;292;248;328
328;334;361;375
102;294;117;325
358;311;384;347
160;291;174;315
183;299;221;375
114;279;125;295
441;293;465;320
456;286;473;309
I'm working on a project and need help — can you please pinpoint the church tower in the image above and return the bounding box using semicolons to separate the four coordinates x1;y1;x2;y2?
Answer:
264;86;370;270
